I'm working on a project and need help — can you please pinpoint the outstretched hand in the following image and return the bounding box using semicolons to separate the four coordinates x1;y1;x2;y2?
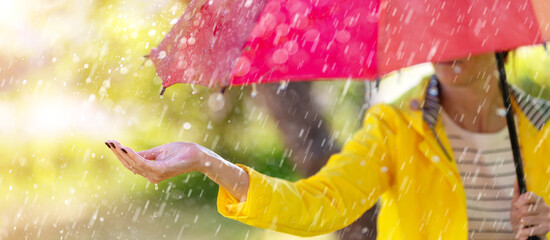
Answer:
104;140;205;183
105;140;249;201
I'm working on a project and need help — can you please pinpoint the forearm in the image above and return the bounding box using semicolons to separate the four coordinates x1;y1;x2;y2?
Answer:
198;148;249;202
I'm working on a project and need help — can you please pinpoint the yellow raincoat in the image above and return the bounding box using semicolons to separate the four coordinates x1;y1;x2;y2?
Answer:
217;77;550;239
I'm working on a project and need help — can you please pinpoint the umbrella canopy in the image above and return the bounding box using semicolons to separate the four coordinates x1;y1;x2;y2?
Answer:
149;0;549;90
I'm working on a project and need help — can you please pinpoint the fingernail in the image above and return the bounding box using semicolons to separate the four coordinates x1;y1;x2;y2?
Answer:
105;142;111;148
110;143;116;148
121;148;128;154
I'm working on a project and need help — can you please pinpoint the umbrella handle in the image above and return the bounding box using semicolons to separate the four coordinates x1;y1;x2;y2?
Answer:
495;52;541;240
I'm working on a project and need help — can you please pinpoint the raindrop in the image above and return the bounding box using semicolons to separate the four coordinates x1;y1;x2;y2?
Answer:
278;81;288;91
158;51;167;59
453;66;462;74
496;108;507;117
208;92;225;111
251;84;258;98
184;68;195;79
170;18;178;25
304;29;320;42
283;41;299;55
120;67;128;75
335;30;351;43
148;29;156;36
187;37;196;45
183;122;192;129
84;64;89;69
233;57;251;77
272;49;289;64
276;24;290;36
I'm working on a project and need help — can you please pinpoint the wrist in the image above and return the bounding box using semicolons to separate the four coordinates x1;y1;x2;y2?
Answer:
195;147;223;175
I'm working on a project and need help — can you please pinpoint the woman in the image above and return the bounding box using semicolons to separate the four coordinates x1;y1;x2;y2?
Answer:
106;53;550;239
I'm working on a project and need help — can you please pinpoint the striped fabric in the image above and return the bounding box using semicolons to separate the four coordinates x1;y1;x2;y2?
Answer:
441;110;515;240
509;85;550;130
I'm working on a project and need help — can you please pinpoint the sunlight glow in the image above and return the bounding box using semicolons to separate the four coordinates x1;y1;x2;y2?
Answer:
0;95;115;138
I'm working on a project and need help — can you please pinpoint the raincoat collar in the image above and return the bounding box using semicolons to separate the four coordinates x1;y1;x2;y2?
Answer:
421;75;550;131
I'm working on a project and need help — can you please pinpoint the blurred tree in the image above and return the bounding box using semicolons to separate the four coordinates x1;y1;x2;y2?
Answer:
257;82;378;240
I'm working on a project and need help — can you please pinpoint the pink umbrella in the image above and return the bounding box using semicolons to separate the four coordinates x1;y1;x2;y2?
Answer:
150;0;549;91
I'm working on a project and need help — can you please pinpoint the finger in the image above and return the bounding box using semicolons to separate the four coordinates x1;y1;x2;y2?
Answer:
108;140;142;175
122;147;165;183
113;143;159;180
513;181;520;203
517;204;550;217
520;215;550;226
517;222;550;239
516;192;545;208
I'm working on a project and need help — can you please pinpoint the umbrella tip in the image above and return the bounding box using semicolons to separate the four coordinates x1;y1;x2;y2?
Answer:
160;87;166;96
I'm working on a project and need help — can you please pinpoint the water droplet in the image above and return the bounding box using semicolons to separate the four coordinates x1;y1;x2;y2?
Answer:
158;51;167;59
233;57;251;77
453;66;462;74
120;67;128;75
272;49;289;64
283;41;299;55
148;29;156;36
183;122;191;129
278;81;288;90
496;108;507;117
208;92;225;111
187;37;196;45
184;68;195;79
251;84;258;98
304;29;320;42
335;30;351;43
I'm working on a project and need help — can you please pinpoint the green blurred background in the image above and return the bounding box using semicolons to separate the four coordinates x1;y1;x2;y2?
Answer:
0;0;548;239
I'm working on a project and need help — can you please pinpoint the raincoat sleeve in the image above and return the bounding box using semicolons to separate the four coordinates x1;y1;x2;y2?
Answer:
217;104;396;236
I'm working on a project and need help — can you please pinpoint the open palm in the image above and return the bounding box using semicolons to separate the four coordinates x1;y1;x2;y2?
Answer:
105;140;203;183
